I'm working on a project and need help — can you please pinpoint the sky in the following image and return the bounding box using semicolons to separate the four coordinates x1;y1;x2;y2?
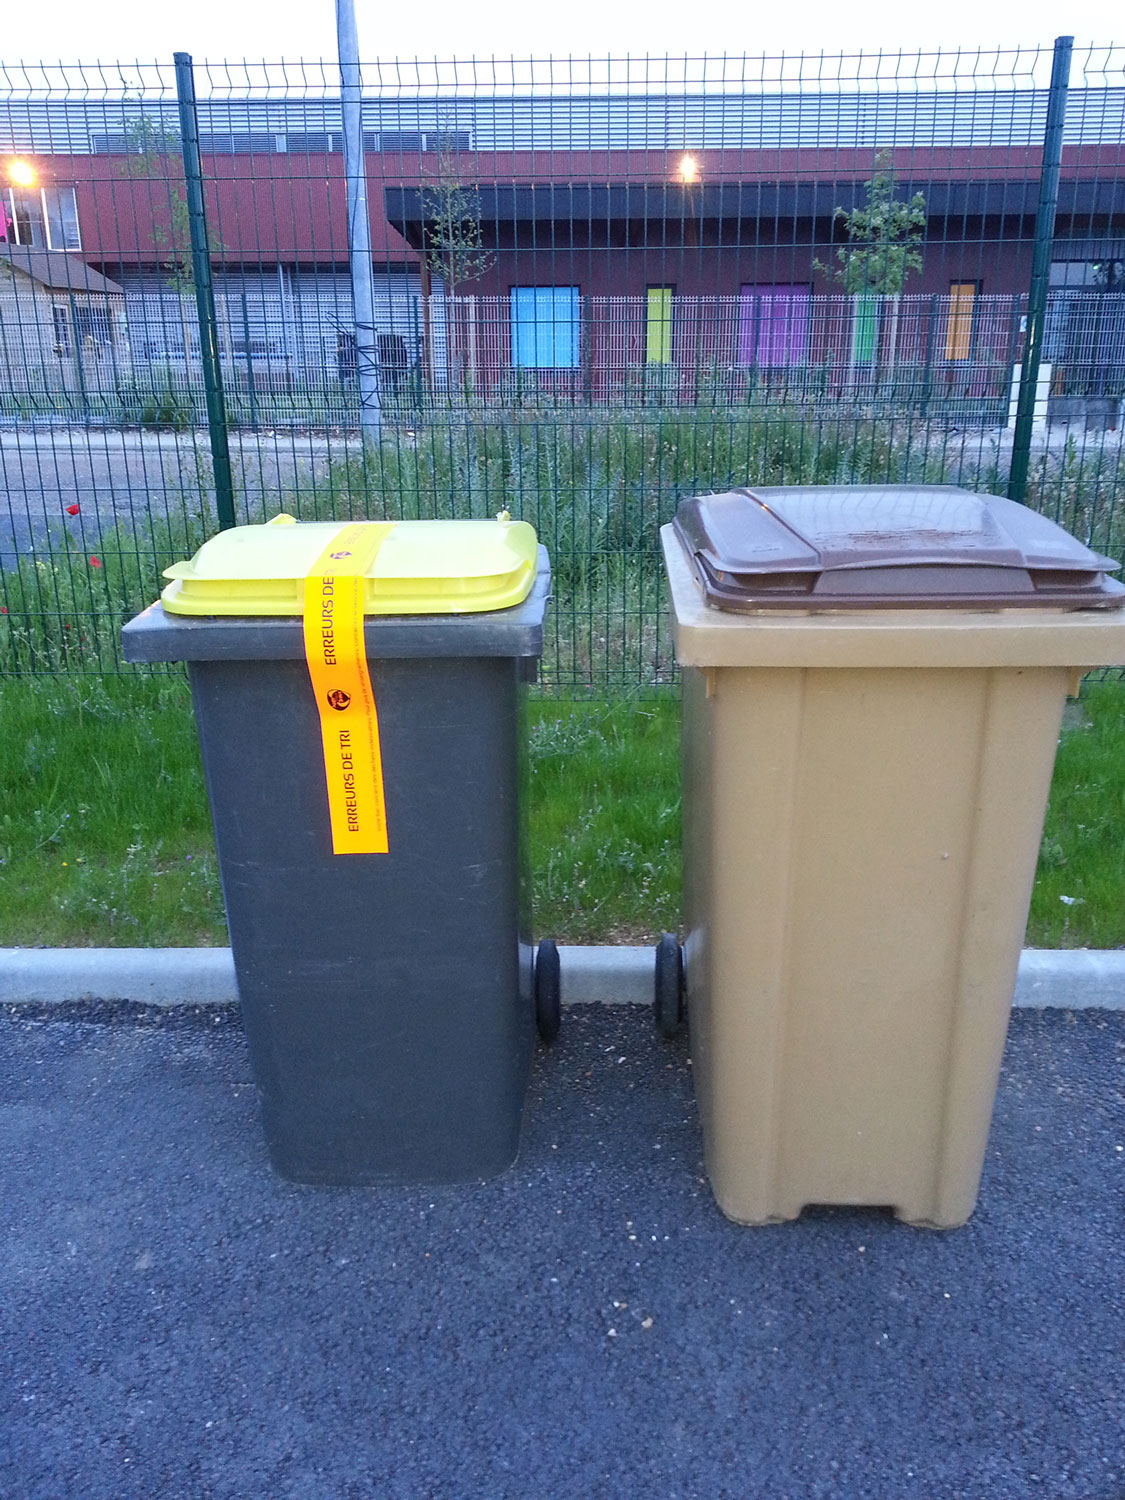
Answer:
0;0;1116;70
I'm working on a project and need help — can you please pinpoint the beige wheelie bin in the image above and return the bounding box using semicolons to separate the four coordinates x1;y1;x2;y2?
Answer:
662;485;1125;1228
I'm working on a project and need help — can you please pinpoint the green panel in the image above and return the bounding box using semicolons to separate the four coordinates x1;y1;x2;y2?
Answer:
646;287;673;365
851;294;879;365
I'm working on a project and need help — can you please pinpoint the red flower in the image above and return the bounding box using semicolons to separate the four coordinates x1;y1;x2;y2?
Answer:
88;556;102;568
65;504;80;516
0;606;7;615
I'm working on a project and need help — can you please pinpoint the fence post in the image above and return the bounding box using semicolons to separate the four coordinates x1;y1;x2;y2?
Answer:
1008;34;1072;504
411;295;424;410
240;293;259;433
921;293;937;417
335;0;382;448
173;51;236;531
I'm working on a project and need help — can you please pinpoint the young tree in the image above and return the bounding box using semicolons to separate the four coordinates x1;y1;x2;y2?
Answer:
419;146;494;296
117;114;195;293
418;147;494;390
814;150;926;296
815;150;927;376
117;112;228;380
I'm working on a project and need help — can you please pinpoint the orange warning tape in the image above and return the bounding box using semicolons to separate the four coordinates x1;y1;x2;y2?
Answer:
302;522;395;854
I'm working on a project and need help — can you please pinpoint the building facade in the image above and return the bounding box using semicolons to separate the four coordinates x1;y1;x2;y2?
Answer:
1;81;1123;419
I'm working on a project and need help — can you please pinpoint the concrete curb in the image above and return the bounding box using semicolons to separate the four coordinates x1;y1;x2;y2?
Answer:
0;947;239;1009
1014;948;1125;1010
558;946;653;1007
2;944;1124;1011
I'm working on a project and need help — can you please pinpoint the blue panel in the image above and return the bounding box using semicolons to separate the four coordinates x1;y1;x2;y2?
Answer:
510;287;538;368
510;287;579;369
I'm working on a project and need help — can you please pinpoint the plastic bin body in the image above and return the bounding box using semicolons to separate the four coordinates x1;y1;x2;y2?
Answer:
123;541;548;1186
664;489;1125;1228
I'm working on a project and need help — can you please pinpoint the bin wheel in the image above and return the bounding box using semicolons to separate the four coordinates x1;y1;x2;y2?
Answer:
535;939;561;1045
654;933;684;1038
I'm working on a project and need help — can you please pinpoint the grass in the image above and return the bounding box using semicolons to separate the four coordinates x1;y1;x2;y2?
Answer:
0;674;223;946
6;406;1124;691
1;673;1122;951
529;698;680;942
1027;683;1125;948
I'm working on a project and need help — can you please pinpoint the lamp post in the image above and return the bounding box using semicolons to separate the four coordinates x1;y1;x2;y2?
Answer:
335;0;382;449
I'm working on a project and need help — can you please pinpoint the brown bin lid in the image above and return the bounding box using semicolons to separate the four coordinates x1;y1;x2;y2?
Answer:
673;486;1125;611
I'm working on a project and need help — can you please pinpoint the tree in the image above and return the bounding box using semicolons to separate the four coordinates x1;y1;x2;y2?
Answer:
117;114;196;294
419;146;494;296
815;151;927;378
814;150;926;296
116;112;228;380
418;147;494;392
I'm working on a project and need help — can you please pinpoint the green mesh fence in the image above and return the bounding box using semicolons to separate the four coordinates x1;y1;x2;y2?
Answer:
1;44;1123;688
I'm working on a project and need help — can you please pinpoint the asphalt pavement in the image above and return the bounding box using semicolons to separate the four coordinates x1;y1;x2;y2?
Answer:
0;429;351;564
2;1001;1122;1499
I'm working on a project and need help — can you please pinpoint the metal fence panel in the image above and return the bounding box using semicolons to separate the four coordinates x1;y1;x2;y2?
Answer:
1;45;1123;688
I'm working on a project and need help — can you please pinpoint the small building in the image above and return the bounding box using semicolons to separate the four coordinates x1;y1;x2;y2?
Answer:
0;247;128;416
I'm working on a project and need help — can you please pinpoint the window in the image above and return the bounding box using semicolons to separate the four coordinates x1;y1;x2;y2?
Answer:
90;133;133;154
9;190;42;247
52;305;70;355
510;287;580;370
374;131;472;153
1049;261;1100;289
378;132;424;153
945;282;977;362
426;131;472;153
46;189;81;251
646;287;674;365
288;132;336;153
230;333;285;359
2;187;81;251
1049;259;1123;291
72;303;112;350
198;132;275;155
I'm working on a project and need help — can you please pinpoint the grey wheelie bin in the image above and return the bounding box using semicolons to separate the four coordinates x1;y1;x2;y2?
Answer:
661;485;1125;1227
123;514;553;1186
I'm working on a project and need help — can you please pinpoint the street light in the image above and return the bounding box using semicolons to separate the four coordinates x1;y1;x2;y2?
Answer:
6;159;36;188
677;154;702;249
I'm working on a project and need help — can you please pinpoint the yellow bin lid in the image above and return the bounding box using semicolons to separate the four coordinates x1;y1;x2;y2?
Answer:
160;514;539;616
